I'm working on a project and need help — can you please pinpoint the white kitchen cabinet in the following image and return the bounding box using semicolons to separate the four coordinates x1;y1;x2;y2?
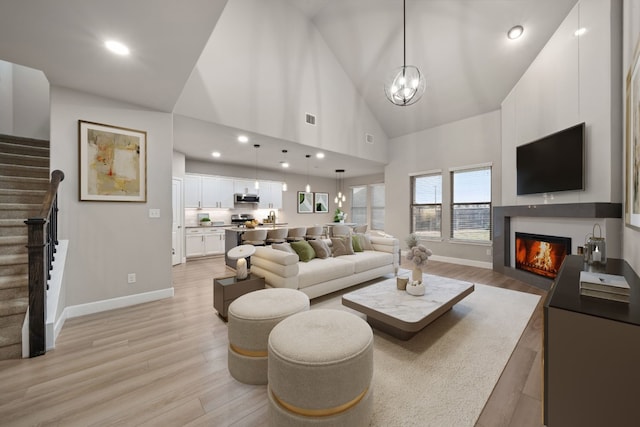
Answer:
185;228;225;257
185;174;234;209
184;175;202;208
234;179;256;195
258;180;283;209
202;176;234;208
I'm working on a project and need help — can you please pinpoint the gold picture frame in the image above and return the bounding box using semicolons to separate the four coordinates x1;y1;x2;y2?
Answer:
79;120;147;202
626;38;640;230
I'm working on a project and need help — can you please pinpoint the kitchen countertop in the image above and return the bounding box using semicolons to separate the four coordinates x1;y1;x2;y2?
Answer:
225;223;289;231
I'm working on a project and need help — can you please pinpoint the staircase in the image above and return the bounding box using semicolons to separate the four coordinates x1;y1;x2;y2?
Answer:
0;134;49;360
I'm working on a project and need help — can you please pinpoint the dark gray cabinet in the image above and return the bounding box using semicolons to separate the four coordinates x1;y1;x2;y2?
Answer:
544;255;640;427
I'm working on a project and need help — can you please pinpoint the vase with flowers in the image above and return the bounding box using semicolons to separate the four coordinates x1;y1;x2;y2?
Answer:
334;208;347;223
405;233;433;294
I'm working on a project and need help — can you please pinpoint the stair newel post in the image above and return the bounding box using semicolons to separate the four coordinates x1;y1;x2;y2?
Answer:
25;217;47;358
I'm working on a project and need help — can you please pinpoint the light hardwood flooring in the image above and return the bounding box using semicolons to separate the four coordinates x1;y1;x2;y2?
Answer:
0;256;546;426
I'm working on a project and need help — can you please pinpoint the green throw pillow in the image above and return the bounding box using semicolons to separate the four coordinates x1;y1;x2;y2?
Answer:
352;234;363;252
290;240;316;262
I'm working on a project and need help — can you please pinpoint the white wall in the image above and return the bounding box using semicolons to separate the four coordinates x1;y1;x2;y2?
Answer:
173;0;388;164
623;0;640;272
385;110;502;263
0;60;49;140
50;87;173;307
501;0;622;206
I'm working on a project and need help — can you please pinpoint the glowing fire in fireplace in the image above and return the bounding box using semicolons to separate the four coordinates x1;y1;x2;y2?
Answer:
515;233;570;279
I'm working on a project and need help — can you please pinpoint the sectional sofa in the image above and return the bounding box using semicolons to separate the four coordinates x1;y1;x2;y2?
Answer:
250;235;400;299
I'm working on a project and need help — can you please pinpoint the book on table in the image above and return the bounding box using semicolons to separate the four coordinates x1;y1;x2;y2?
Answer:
579;271;630;295
580;288;630;303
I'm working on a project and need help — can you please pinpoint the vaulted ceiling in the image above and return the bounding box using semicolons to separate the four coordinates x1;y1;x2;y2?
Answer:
0;0;578;178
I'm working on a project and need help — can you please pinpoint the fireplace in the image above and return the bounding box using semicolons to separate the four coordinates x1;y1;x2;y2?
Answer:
515;232;571;279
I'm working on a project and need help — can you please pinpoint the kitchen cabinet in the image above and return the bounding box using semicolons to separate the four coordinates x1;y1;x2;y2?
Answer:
185;174;234;209
234;179;256;195
258;180;283;209
202;176;234;208
186;227;225;257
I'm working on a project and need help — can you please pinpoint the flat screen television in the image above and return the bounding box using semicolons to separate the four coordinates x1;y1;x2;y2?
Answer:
516;122;585;196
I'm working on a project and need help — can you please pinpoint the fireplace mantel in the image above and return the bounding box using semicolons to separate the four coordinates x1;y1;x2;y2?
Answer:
493;203;622;290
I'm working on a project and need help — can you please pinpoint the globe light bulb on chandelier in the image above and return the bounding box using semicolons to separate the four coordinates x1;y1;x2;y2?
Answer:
305;154;311;193
253;144;260;190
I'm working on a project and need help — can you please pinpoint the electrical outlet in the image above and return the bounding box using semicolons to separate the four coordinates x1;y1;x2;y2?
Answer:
149;209;160;218
128;273;136;284
486;248;492;256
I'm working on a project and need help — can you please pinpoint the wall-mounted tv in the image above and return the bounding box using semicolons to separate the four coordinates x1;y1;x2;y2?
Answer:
516;122;585;196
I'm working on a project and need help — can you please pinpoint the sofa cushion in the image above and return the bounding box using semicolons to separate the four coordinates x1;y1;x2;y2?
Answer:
337;251;395;274
356;233;374;251
297;257;355;289
290;240;316;262
272;242;296;254
331;235;355;257
308;239;331;259
352;234;363;252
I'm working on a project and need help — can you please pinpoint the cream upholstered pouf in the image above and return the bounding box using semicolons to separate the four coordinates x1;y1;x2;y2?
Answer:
268;309;374;426
228;288;310;385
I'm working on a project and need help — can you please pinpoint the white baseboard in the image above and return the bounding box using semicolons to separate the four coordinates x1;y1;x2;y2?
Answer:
429;254;492;269
400;250;492;270
63;288;175;320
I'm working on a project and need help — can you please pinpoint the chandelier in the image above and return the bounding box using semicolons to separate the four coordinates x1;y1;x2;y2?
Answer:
384;0;425;106
334;169;346;208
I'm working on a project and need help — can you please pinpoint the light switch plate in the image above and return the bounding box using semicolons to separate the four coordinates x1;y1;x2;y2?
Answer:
149;208;160;218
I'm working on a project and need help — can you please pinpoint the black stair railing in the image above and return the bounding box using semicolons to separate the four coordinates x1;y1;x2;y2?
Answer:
25;170;64;358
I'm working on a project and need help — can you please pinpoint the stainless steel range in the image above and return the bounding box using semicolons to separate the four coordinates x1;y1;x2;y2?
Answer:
231;213;255;227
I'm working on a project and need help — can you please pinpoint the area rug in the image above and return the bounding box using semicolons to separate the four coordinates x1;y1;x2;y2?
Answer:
311;275;540;427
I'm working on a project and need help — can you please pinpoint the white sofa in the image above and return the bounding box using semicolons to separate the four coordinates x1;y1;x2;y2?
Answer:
250;236;399;299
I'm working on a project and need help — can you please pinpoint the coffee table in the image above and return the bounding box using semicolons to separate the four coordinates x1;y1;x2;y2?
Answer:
342;273;474;340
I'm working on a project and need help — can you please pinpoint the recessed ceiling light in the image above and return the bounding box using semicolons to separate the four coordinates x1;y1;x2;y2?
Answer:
237;135;249;143
280;161;289;168
104;40;130;56
211;151;221;158
507;25;524;40
316;152;325;159
574;28;587;37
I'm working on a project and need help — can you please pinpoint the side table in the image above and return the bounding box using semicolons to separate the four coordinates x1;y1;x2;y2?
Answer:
213;273;265;320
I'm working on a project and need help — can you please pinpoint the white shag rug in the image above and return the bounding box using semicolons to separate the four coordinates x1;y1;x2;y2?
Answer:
312;278;540;427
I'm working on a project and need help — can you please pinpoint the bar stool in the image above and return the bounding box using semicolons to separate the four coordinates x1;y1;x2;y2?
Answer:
286;227;306;242
242;229;268;246
305;226;323;240
331;224;351;237
266;228;288;245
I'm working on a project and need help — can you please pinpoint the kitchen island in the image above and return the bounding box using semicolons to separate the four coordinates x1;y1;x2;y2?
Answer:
224;224;288;269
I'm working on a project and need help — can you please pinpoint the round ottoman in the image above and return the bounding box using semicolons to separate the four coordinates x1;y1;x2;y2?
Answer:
227;288;309;385
267;309;374;426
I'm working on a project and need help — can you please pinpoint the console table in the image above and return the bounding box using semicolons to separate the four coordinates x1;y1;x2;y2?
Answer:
544;255;640;426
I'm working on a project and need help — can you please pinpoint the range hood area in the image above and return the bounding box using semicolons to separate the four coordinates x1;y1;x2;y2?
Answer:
234;193;260;204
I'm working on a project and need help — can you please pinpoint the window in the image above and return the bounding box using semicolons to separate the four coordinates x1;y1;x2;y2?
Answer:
450;166;491;241
411;173;442;238
370;184;385;230
350;186;367;225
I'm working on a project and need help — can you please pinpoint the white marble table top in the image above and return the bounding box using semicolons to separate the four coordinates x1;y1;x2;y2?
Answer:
342;273;474;325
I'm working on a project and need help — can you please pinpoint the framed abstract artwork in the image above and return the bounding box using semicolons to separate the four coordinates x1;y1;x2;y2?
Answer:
79;120;147;202
626;39;640;230
314;192;329;213
297;191;313;213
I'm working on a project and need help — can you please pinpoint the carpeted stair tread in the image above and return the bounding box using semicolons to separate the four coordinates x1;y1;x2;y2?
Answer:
0;220;28;237
0;235;28;246
0;324;22;347
0;163;49;179
0;175;49;191
0;343;21;360
0;141;49;157
0;204;40;220
0;152;49;168
0;254;28;266
0;134;49;148
0;297;28;317
0;274;28;290
0;188;46;204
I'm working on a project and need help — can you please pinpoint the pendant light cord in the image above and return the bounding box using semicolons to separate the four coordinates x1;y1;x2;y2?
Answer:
403;0;406;68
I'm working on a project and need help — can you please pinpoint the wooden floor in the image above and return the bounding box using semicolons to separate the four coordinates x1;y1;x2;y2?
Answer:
0;257;546;426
